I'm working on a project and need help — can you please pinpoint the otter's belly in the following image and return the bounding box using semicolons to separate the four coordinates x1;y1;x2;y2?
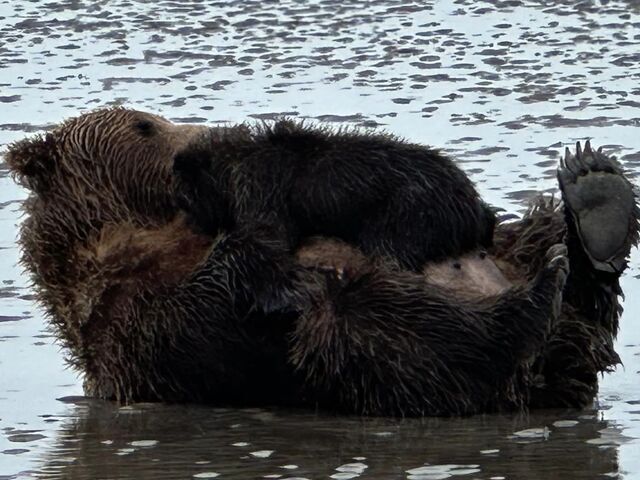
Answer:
296;237;513;300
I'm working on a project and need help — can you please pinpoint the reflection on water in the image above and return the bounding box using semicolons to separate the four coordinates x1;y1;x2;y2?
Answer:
1;0;640;478
24;401;628;479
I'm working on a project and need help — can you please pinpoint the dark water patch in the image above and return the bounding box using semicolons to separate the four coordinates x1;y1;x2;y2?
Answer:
2;449;29;455
33;334;54;339
0;200;22;210
7;433;46;443
160;98;186;107
249;112;300;120
374;112;397;119
451;113;494;126
168;116;208;124
0;123;54;132
500;115;624;130
313;114;365;123
505;189;546;203
448;136;482;145
100;77;171;91
526;145;564;160
170;67;212;81
517;92;558;103
535;159;558;168
467;146;511;157
0;286;21;298
204;80;236;91
55;396;92;405
105;57;140;66
409;61;442;69
0;315;29;323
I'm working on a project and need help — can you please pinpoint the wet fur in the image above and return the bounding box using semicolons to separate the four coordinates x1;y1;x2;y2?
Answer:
173;120;497;272
291;250;567;416
494;196;635;408
291;188;636;414
5;108;637;415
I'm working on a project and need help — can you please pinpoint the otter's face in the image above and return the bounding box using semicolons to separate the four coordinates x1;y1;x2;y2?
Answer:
5;107;210;223
423;250;512;299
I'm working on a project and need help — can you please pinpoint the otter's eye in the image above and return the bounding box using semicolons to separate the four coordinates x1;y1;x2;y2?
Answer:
134;120;154;137
479;251;487;260
452;262;462;270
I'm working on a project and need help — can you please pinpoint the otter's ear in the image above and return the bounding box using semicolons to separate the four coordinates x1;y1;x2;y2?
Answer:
4;133;58;193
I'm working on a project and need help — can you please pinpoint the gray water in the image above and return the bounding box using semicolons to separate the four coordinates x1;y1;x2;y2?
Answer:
1;0;640;478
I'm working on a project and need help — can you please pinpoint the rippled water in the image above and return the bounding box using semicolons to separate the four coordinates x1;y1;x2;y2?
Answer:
1;0;640;478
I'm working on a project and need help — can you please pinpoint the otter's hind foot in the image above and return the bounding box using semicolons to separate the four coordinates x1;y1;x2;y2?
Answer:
558;141;638;273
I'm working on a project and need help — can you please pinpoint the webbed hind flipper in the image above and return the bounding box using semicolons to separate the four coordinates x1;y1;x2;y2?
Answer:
558;141;640;273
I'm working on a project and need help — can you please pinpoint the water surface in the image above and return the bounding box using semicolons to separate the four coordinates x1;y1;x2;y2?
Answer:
1;0;639;478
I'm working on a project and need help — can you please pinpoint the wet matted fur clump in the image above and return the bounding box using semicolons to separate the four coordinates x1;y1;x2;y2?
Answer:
5;108;638;416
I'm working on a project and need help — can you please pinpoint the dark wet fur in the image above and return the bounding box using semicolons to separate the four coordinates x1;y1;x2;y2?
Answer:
173;119;496;273
291;247;569;416
3;108;303;404
5;110;637;416
289;142;638;415
492;143;640;408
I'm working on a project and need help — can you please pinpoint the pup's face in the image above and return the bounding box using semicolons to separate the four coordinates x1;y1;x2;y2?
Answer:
423;250;512;299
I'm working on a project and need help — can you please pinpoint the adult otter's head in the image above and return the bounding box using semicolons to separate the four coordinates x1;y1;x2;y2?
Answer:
5;108;217;393
6;107;210;224
4;108;212;337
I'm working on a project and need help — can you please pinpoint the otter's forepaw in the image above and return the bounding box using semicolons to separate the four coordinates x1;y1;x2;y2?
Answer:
558;141;638;274
317;265;360;298
545;243;569;286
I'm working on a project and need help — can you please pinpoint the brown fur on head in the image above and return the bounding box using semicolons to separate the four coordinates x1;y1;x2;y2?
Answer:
5;132;59;193
5;107;213;268
6;107;209;220
5;107;214;358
